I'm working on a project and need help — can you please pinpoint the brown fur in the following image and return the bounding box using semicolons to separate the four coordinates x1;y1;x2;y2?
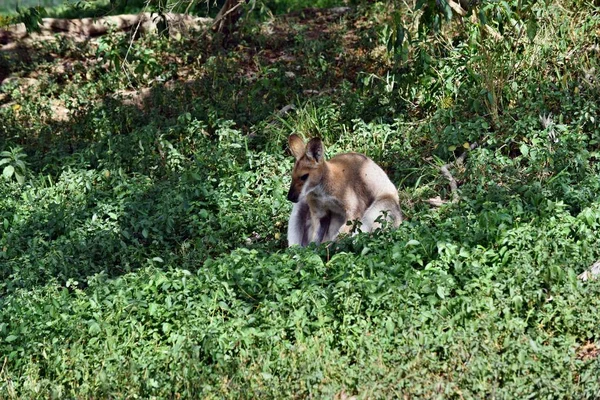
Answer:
287;134;402;246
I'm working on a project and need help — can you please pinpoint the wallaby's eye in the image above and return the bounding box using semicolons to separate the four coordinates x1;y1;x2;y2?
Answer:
300;174;309;181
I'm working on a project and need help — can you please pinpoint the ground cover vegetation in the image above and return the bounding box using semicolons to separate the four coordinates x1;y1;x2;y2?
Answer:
1;0;600;397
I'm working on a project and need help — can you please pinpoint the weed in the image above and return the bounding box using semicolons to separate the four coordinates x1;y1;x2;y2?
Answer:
0;146;28;184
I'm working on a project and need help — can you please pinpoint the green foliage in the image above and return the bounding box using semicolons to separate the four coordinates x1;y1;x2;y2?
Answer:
1;0;600;398
96;32;170;85
0;0;64;13
411;0;539;38
0;14;18;27
1;207;600;397
0;147;28;184
14;5;47;32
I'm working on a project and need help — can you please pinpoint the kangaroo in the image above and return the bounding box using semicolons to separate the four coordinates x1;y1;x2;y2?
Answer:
286;134;402;246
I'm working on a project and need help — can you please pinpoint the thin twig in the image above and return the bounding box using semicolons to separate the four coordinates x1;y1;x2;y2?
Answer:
123;1;151;72
0;356;7;376
439;142;478;204
212;0;245;32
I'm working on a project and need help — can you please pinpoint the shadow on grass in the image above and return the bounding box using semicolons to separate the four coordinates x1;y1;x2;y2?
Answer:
0;80;293;296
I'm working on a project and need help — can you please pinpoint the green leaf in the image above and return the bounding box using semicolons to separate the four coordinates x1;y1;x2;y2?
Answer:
5;335;18;343
526;19;538;42
478;9;487;26
395;24;405;50
88;321;101;334
415;0;428;10
436;286;445;299
442;2;452;21
3;165;14;179
520;143;529;157
261;372;273;380
386;318;395;335
15;160;27;170
529;339;540;352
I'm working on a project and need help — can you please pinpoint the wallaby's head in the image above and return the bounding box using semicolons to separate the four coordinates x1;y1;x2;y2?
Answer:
287;134;325;203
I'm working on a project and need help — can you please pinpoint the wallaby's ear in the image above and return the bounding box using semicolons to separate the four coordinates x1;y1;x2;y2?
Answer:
306;138;324;163
288;134;306;160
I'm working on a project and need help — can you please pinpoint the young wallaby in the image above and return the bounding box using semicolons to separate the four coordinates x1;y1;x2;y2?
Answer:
286;134;402;247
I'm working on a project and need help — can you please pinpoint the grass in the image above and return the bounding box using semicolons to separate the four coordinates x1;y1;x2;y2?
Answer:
1;0;600;398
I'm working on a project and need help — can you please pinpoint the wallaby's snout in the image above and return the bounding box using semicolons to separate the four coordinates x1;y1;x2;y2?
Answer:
287;186;300;203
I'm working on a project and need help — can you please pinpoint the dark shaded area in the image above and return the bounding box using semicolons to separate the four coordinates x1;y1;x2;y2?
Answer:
0;76;290;295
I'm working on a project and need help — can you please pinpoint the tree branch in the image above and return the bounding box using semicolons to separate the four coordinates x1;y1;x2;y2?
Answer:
428;142;478;206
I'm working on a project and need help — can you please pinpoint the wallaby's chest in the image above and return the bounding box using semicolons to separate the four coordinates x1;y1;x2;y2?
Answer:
306;190;346;217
